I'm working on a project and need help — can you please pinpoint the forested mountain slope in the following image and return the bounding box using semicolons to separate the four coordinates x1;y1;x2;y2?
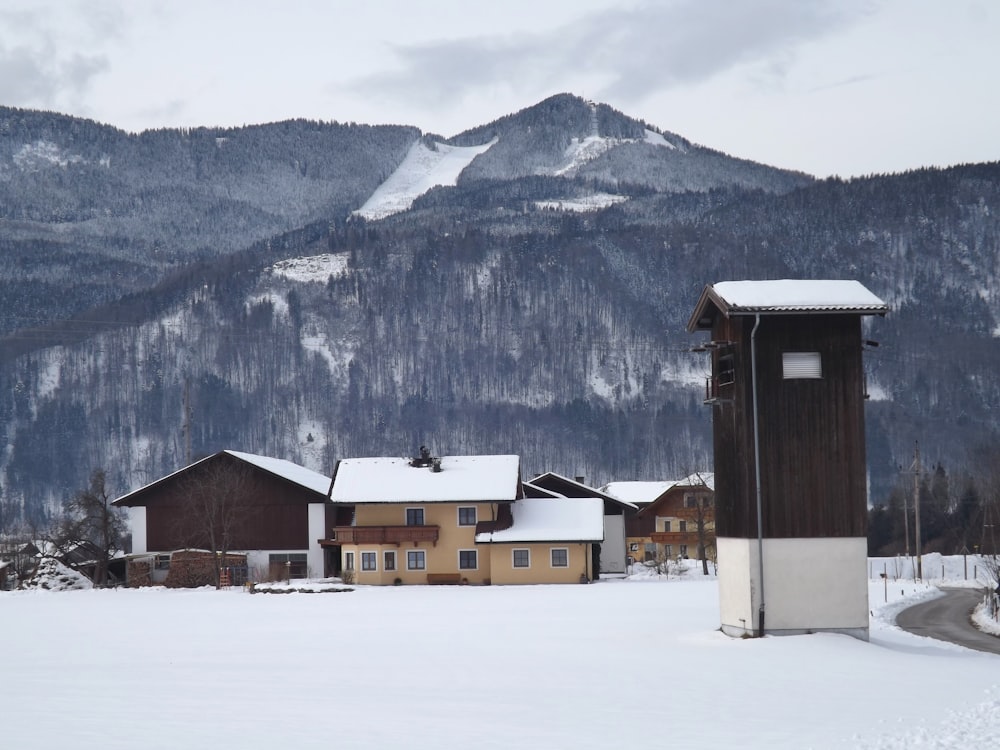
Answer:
0;95;997;528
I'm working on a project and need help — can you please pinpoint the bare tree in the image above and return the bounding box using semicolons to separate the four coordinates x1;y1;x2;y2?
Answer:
175;457;256;588
679;467;716;576
54;469;128;586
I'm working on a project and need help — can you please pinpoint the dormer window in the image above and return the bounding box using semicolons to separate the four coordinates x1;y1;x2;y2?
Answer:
782;352;822;379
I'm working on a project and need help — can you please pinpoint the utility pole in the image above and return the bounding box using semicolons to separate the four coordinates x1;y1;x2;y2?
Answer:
901;470;911;558
183;376;192;465
913;442;923;581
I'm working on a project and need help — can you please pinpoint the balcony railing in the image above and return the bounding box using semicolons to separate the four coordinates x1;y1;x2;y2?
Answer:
331;525;440;546
651;531;708;544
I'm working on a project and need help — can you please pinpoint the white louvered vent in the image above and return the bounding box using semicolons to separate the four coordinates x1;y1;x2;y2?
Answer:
782;352;822;379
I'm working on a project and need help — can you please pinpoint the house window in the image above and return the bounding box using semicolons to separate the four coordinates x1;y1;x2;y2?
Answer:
663;544;673;559
406;507;425;526
684;494;696;508
679;545;689;558
662;520;671;532
407;550;426;570
458;550;478;570
457;506;477;526
629;543;639;552
344;552;355;571
512;549;530;568
644;542;656;562
783;351;822;379
679;521;687;533
361;551;377;571
154;554;171;570
550;548;569;567
269;553;308;579
384;550;396;571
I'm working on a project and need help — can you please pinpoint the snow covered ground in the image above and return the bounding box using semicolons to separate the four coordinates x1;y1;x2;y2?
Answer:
4;556;998;749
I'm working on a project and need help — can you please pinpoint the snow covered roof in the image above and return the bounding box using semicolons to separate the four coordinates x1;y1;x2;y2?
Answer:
602;473;714;504
529;471;637;508
601;481;674;505
522;481;563;499
224;451;332;496
113;450;331;506
475;497;604;543
331;455;521;504
688;279;888;331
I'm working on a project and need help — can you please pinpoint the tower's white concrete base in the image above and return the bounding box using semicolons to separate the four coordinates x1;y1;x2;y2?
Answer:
717;536;869;640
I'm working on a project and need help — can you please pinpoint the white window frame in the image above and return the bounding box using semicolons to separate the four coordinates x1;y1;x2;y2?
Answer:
550;547;569;568
457;506;477;526
405;507;425;526
458;549;478;571
344;551;355;571
406;549;426;571
512;548;531;568
383;550;396;572
361;550;377;572
782;351;822;379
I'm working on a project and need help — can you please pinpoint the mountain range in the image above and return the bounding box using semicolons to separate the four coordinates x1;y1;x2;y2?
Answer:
1;93;998;527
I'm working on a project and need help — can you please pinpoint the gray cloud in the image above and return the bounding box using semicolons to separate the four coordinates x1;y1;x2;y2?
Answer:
0;4;121;111
349;0;873;114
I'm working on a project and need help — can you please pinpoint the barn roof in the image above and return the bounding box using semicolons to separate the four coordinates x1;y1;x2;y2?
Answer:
331;455;521;504
688;279;888;331
474;497;604;543
112;450;332;506
529;471;637;509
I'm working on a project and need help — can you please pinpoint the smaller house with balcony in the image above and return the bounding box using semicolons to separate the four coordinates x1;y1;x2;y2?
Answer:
604;473;715;565
325;450;604;585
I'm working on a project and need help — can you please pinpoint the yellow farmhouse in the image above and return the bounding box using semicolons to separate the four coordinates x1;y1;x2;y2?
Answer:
327;451;604;585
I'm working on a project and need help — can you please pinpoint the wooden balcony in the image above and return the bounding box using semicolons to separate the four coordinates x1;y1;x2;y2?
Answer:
330;525;439;546
668;507;715;522
651;531;705;545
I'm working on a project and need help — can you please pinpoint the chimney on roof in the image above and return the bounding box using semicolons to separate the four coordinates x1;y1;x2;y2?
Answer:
410;445;435;468
575;476;585;484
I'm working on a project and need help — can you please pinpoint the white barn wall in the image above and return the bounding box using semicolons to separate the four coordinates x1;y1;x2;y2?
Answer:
128;506;147;553
601;514;625;574
307;503;327;577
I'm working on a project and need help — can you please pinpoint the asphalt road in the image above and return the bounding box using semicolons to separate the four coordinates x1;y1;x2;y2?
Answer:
896;587;1000;655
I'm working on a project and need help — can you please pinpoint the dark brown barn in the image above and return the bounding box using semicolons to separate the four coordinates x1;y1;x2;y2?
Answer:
113;450;335;585
688;280;887;639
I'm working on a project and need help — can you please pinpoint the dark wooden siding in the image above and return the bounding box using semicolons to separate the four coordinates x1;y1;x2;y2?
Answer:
129;453;323;551
711;314;868;539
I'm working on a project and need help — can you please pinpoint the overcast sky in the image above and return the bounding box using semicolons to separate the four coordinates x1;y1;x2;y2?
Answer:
1;0;997;178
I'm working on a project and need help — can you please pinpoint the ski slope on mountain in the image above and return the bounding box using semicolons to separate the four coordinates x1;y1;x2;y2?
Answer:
354;137;497;220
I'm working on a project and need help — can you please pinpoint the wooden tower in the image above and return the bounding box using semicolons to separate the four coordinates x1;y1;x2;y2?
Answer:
687;280;887;639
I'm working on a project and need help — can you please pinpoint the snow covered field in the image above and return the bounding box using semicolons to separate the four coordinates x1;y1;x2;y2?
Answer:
4;557;998;749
